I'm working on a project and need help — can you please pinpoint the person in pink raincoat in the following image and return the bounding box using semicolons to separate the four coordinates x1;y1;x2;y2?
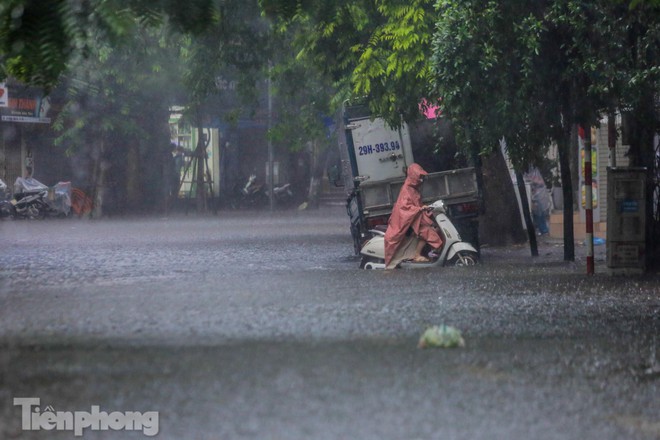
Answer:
384;163;443;269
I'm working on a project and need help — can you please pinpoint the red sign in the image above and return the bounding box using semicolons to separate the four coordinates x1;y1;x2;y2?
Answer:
0;83;7;107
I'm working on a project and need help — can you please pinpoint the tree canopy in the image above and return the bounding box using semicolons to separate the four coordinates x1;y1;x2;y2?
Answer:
431;0;659;259
261;0;438;126
0;0;225;90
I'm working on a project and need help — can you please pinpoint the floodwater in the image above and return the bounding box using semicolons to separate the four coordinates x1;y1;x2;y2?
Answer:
0;207;658;439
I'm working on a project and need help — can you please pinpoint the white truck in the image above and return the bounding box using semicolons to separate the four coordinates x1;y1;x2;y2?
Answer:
335;104;481;254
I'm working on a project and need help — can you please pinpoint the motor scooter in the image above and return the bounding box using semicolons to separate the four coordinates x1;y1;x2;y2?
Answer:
12;190;51;219
231;174;267;208
266;182;295;208
0;177;70;219
359;199;479;269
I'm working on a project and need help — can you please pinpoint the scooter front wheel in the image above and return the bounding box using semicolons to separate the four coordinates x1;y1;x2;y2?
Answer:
448;250;479;267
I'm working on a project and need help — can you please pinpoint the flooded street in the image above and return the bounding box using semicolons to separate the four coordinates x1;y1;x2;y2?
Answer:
0;207;658;439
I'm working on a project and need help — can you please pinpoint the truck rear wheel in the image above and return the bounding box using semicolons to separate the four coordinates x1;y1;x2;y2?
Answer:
351;224;362;255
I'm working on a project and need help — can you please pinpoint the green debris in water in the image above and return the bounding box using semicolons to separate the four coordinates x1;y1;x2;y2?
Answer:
418;325;465;349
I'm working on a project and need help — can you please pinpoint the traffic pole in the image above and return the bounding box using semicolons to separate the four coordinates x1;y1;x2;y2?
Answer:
584;127;594;275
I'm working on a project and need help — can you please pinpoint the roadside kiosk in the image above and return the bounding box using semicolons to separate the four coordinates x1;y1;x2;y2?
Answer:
606;167;647;275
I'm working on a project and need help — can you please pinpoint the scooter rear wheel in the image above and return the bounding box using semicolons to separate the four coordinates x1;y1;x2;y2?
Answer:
360;256;384;269
448;250;479;266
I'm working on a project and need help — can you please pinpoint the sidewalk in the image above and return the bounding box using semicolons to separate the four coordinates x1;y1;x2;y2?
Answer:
479;236;613;275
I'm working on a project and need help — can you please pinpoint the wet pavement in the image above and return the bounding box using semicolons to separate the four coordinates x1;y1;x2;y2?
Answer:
0;207;658;439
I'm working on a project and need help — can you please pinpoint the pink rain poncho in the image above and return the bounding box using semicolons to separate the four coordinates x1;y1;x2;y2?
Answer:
384;163;443;269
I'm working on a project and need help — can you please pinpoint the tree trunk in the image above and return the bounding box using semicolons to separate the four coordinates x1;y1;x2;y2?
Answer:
478;148;527;246
126;142;140;211
515;171;538;256
306;140;321;208
91;139;106;219
569;124;580;210
195;123;207;213
557;127;575;261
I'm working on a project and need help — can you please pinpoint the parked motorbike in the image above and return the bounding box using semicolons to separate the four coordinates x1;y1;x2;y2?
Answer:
0;177;71;219
359;199;479;269
232;175;295;209
266;182;295;208
231;174;268;209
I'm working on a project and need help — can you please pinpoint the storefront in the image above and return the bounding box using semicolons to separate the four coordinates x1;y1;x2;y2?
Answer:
0;81;64;190
548;118;630;240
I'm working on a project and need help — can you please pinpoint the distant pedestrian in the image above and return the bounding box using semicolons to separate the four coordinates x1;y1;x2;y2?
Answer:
525;167;551;235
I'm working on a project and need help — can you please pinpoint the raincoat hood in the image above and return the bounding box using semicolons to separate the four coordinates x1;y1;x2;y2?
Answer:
405;163;428;188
